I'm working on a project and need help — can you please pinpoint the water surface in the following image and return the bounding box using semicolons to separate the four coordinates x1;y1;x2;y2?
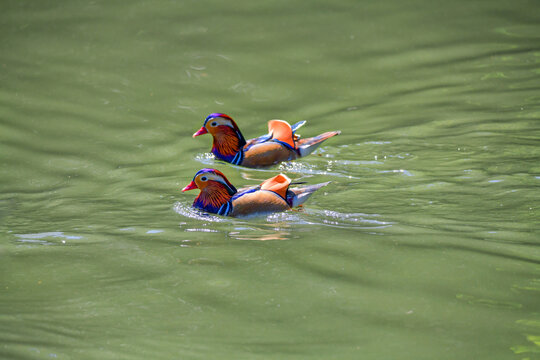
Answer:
1;0;539;359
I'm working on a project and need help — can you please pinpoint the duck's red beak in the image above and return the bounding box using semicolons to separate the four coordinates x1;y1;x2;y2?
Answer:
181;180;198;192
192;126;208;137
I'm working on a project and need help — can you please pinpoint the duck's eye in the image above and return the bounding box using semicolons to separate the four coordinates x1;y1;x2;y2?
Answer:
200;176;208;181
211;121;218;127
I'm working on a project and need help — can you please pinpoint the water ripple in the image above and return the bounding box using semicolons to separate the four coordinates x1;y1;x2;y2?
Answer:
304;209;393;229
14;231;83;245
174;200;392;238
173;201;227;223
193;152;216;166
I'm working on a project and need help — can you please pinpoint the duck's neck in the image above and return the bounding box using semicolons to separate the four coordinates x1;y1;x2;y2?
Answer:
194;184;233;213
211;127;246;163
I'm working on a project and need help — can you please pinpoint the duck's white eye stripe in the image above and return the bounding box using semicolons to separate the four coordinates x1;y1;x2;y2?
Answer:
211;119;235;129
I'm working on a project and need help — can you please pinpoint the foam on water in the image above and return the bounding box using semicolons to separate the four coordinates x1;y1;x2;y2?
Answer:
173;201;228;223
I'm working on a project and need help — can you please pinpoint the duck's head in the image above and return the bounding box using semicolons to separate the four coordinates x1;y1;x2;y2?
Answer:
193;114;247;161
182;168;237;195
192;113;242;139
182;168;237;213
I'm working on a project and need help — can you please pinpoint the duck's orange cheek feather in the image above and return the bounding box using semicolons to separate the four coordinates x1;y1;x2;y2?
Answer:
194;181;208;190
208;124;230;137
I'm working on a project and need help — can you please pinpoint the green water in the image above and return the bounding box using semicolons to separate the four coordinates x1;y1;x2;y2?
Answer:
1;0;539;359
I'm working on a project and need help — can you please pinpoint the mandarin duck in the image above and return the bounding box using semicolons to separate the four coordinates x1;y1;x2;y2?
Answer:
182;168;330;217
193;113;341;168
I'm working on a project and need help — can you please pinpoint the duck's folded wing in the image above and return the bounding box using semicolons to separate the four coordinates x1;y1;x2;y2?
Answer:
245;133;273;148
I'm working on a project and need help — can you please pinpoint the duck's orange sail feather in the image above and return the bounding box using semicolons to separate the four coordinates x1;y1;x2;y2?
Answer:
267;120;295;149
260;174;291;199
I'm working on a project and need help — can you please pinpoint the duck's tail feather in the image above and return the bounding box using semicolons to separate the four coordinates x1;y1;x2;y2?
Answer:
296;131;341;157
288;181;331;207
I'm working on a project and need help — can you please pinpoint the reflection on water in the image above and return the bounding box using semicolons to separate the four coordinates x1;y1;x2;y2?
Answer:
146;229;164;234
184;227;220;233
173;197;392;240
229;229;290;241
14;231;83;245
